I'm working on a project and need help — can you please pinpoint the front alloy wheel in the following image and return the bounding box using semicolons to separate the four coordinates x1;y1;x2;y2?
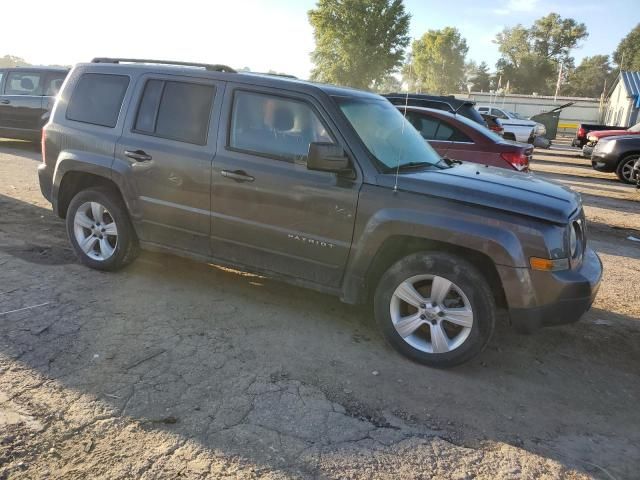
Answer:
617;155;639;184
374;252;496;367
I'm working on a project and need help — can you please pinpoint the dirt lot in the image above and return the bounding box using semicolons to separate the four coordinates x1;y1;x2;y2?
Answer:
0;139;639;479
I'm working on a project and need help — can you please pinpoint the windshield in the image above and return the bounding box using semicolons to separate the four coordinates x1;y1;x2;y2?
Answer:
508;111;527;120
334;96;442;171
629;122;640;132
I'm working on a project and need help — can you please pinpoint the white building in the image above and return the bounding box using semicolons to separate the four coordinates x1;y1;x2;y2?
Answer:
603;71;640;127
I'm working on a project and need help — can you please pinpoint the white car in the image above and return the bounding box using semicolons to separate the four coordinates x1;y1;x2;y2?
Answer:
477;106;545;144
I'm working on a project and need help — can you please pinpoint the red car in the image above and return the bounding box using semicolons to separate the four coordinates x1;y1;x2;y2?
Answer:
583;122;640;157
398;106;532;171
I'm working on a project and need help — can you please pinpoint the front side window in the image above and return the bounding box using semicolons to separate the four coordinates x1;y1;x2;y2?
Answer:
4;72;42;95
134;79;215;145
335;96;442;172
491;108;508;119
66;73;129;128
230;91;333;163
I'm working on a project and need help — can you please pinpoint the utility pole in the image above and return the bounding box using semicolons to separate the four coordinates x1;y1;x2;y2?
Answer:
554;62;563;102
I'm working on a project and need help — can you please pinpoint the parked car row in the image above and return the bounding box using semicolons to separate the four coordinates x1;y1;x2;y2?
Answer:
0;66;68;141
28;57;602;368
476;105;544;144
575;121;640;184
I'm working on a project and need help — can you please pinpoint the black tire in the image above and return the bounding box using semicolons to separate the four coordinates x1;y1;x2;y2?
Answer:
616;155;639;184
66;186;139;271
373;252;496;368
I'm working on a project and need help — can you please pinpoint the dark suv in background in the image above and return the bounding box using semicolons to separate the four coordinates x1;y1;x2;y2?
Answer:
0;67;68;141
384;93;486;126
38;58;602;367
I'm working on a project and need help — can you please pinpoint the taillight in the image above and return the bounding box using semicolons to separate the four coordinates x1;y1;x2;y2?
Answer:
577;127;586;138
41;128;46;164
501;151;529;171
490;125;503;133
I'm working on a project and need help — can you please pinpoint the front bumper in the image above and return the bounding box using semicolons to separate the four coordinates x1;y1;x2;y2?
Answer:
591;150;618;172
500;248;603;333
37;163;54;203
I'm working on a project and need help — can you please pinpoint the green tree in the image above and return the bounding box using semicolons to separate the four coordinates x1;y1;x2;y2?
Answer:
372;74;402;93
613;23;640;71
308;0;410;89
471;61;492;91
494;14;588;95
0;55;30;68
564;55;614;97
405;27;469;94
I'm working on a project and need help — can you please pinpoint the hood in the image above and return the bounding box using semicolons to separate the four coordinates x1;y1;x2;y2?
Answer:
589;129;638;139
377;163;579;224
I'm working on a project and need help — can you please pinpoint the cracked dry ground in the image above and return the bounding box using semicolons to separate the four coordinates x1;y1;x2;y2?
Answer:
1;140;639;479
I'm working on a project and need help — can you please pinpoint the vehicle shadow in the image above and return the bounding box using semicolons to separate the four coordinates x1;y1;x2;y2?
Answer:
0;139;41;159
1;192;639;479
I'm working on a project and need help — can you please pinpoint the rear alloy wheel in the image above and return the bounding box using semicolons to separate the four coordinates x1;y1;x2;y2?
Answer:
73;201;118;261
66;187;138;271
616;155;639;184
374;252;496;367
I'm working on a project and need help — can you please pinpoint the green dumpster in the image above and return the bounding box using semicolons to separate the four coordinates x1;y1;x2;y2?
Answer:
530;102;574;140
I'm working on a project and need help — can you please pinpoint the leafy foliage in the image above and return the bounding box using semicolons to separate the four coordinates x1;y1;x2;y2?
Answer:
613;23;640;71
494;13;587;95
563;55;615;98
404;27;468;94
308;0;410;89
470;61;492;92
0;55;30;68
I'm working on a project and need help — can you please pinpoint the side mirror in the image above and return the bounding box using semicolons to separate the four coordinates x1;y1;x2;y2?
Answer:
307;142;350;173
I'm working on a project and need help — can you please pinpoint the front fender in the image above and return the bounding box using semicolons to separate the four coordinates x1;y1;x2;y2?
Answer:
340;187;533;304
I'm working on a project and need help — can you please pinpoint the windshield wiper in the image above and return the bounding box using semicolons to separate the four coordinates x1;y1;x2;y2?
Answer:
440;156;462;167
395;161;436;171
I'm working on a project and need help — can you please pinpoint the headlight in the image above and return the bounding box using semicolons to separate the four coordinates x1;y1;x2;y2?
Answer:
569;220;584;259
569;223;578;257
587;135;597;142
597;139;616;154
535;123;546;136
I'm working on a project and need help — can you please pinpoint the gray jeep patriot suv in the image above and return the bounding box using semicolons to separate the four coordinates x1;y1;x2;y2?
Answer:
38;58;602;367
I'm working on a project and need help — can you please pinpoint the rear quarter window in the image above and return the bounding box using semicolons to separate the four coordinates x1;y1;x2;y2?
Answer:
66;73;129;128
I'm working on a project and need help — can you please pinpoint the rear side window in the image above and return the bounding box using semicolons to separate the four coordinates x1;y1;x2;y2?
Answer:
134;79;214;145
43;73;67;96
4;71;42;95
434;120;472;142
66;73;129;128
406;112;439;139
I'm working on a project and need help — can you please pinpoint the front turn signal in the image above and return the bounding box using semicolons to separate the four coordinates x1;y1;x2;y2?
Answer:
530;257;569;271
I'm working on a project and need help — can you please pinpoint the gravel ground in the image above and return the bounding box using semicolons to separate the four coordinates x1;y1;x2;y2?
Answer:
0;138;638;479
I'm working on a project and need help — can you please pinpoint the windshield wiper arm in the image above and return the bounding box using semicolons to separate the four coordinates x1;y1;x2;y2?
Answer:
396;161;435;171
441;156;462;167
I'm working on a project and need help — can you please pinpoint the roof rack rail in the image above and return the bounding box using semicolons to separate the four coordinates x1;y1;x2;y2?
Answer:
91;57;237;73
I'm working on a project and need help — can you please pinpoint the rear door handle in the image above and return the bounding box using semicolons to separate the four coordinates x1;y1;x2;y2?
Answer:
0;100;9;104
124;149;152;162
221;170;254;182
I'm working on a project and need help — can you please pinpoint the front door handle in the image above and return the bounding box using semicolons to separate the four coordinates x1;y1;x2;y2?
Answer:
124;149;152;162
221;169;254;182
0;99;9;104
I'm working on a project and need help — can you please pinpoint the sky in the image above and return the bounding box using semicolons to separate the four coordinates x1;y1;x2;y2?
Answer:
1;0;637;79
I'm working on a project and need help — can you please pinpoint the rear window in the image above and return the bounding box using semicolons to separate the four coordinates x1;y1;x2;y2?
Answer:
66;73;129;128
134;79;214;145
